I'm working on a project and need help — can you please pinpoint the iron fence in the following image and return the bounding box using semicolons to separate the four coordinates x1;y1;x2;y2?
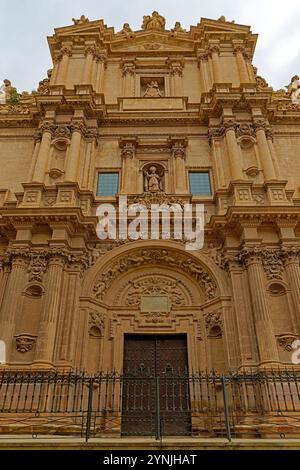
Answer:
0;370;300;440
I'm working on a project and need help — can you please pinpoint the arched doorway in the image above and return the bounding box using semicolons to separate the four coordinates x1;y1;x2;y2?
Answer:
79;241;230;435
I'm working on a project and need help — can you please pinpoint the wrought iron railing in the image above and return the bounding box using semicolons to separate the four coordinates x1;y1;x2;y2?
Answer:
0;370;300;441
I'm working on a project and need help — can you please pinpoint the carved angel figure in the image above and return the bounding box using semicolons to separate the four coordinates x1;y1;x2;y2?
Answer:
287;75;300;104
142;11;166;31
144;166;162;193
143;80;162;97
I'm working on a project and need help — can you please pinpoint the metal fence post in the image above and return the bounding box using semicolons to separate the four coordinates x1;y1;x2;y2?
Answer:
85;377;94;442
155;376;161;440
221;376;232;442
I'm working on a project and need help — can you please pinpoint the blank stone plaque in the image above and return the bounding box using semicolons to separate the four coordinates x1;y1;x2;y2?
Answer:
140;295;170;313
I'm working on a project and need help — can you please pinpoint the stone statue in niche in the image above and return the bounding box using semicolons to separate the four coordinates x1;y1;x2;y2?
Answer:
144;166;163;193
142;11;165;31
287;75;300;104
143;80;162;97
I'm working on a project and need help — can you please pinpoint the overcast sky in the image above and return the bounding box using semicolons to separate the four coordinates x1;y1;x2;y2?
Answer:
1;0;300;92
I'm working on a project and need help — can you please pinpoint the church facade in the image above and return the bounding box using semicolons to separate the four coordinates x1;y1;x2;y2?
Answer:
0;12;300;383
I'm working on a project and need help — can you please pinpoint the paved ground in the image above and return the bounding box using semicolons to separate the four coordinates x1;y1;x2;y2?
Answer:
0;436;299;450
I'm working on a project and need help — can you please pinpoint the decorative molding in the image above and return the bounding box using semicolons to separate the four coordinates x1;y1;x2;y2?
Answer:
93;249;217;301
15;334;36;353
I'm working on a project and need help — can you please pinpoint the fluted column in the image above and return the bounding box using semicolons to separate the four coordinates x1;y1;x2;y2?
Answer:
244;249;279;363
266;129;280;178
208;45;222;83
65;120;85;182
224;121;244;180
55;46;72;85
254;121;276;180
82;45;95;84
34;255;65;365
55;263;84;365
0;256;28;360
120;142;136;193
227;259;258;365
95;53;106;93
234;46;249;83
171;139;188;193
282;248;300;331
169;63;183;96
122;62;135;96
198;53;211;91
32;122;54;182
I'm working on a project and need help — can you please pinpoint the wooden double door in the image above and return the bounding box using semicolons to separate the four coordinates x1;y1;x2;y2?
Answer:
121;334;191;436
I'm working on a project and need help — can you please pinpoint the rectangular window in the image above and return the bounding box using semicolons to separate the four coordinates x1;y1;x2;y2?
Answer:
189;171;211;196
96;172;119;196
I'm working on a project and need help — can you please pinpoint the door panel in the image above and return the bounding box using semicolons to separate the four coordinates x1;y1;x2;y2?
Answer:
121;334;191;436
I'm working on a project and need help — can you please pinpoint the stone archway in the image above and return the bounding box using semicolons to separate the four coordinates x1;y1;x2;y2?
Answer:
79;241;231;373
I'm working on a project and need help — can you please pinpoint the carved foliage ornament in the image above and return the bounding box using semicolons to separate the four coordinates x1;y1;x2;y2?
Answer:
125;277;185;307
93;249;217;301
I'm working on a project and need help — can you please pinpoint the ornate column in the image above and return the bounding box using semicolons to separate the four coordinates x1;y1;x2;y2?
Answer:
208;127;226;188
0;254;28;360
254;120;276;180
65;120;85;182
32;122;54;183
122;61;135;96
242;248;279;364
95;52;107;93
282;247;300;331
234;45;250;83
81;128;98;188
208;45;222;83
171;138;188;193
227;257;258;365
28;131;41;182
198;52;211;91
169;62;183;96
119;138;136;193
224;120;244;180
55;258;86;365
266;129;280;178
55;45;72;85
34;253;65;366
82;44;95;84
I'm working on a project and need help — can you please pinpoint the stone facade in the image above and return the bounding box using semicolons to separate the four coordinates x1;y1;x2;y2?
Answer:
0;12;300;374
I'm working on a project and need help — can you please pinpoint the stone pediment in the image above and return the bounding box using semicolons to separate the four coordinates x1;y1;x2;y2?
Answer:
110;33;195;53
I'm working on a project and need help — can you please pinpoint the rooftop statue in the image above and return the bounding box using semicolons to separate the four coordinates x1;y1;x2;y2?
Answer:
142;11;166;31
120;23;135;38
171;22;186;33
72;15;89;25
287;75;300;104
0;79;19;104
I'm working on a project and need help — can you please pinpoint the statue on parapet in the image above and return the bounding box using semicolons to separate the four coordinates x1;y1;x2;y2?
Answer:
72;15;89;25
0;79;19;104
142;11;165;31
120;23;135;38
171;22;186;33
287;75;300;104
